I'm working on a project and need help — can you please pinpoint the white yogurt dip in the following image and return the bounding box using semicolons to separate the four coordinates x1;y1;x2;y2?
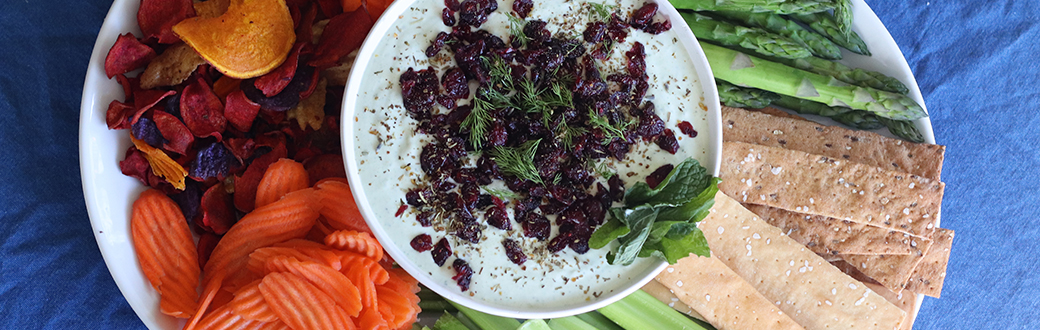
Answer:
343;0;715;316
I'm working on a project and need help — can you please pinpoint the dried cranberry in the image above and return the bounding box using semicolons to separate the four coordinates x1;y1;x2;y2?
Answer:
625;42;646;77
607;13;630;42
523;21;551;44
630;3;658;29
647;164;674;189
445;0;461;11
420;144;450;174
557;207;586;227
656;129;680;154
411;234;433;252
569;235;590;254
442;67;470;99
431;238;453;266
521;212;551;241
416;210;434;227
608;175;625;202
584;21;607;43
453;168;479;184
454;220;481;243
427;32;451;58
400;67;440;118
579;196;605;225
406;188;430;206
452;258;473;291
458;0;489;27
442;8;457;26
512;0;532;18
476;154;501;183
502;239;527;265
486;204;511;230
606;139;630;160
547;231;571;253
678;121;697;137
460;182;480;209
486;121;508;147
644;20;671;34
634;104;665;139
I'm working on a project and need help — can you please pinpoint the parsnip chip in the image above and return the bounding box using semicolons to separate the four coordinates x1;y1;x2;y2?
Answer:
173;0;296;79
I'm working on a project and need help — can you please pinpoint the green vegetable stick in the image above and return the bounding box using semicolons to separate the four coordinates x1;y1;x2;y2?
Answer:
680;12;812;60
547;316;600;330
574;312;625;330
700;41;926;120
434;312;476;330
455;312;482;330
598;290;710;330
448;300;522;330
792;11;871;55
669;0;835;15
708;10;843;60
518;319;553;330
716;80;780;109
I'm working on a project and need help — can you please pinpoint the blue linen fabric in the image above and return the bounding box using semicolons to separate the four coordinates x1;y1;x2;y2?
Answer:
0;0;1036;329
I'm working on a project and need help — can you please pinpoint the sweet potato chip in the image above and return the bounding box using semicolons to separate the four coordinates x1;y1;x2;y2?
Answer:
225;90;262;132
213;76;242;100
153;110;195;155
256;42;307;97
201;181;237;235
140;43;207;90
105;33;156;78
310;9;373;69
132;136;188;190
138;0;196;44
181;75;227;139
173;0;296;79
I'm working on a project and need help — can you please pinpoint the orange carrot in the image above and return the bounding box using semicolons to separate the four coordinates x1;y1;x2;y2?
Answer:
382;268;421;306
343;261;379;309
204;188;320;288
255;158;310;209
230;280;279;323
263;256;363;317
315;180;372;234
325;230;384;260
191;304;267;330
357;305;390;330
183;270;225;330
338;251;390;285
248;246;343;273
375;286;415;329
130;189;200;318
260;272;356;330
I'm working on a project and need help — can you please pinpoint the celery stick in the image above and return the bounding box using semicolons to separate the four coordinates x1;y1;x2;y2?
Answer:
448;300;522;330
434;312;475;330
574;312;624;330
597;290;709;330
419;300;456;312
455;312;482;330
518;319;553;330
547;316;600;330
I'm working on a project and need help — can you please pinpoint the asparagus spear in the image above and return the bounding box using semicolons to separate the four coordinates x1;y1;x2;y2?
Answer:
772;56;909;94
833;0;854;37
670;0;835;15
878;117;926;143
700;41;926;120
792;12;871;56
707;10;843;60
680;12;812;60
717;80;780;109
770;94;883;129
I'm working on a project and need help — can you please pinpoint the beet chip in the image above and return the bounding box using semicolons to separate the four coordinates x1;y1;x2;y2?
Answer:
104;33;156;78
224;89;262;132
241;65;315;112
119;147;178;194
132;89;176;125
255;42;306;97
233;141;287;212
153;110;195;155
106;100;135;130
196;232;220;269
138;0;196;44
132;117;165;148
303;153;346;186
200;182;236;234
309;9;374;69
181;75;227;139
188;140;238;181
224;137;257;164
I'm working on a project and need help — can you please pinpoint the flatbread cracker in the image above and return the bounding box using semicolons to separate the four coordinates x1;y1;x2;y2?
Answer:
721;141;943;236
702;192;906;330
656;255;805;330
863;282;918;330
745;204;925;255
840;252;928;294
641;279;705;322
722;106;945;180
904;228;954;297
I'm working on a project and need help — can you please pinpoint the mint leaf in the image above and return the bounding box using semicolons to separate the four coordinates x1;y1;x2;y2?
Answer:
612;207;660;266
624;158;711;208
589;218;629;249
656;177;720;222
640;226;710;264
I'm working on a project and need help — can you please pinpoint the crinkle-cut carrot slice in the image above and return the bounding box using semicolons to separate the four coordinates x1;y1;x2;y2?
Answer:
192;303;267;330
131;136;188;190
381;268;420;306
260;272;356;330
255;320;292;330
343;260;379;309
273;238;331;250
375;286;416;329
230;280;279;323
255;158;310;209
204;188;320;287
248;246;343;274
325;230;384;260
315;180;372;234
263;256;363;317
338;251;390;285
357;305;390;330
130;189;200;318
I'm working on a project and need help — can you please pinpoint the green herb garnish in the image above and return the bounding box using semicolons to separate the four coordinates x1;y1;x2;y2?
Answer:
491;139;543;184
462;97;493;149
588;2;615;21
587;109;632;141
508;14;531;49
482;187;521;200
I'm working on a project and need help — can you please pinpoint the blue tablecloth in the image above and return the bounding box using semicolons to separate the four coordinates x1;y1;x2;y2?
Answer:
1;0;1037;329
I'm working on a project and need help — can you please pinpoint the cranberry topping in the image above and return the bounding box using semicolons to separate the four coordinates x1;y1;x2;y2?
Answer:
678;120;697;137
647;164;674;189
411;234;433;252
452;258;473;291
431;237;452;266
502;239;527;265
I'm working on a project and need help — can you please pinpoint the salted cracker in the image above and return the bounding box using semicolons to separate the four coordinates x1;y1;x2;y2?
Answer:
863;282;919;330
655;255;805;330
840;252;928;294
904;228;954;297
702;192;906;330
745;204;929;255
641;279;706;322
720;141;943;236
721;106;945;180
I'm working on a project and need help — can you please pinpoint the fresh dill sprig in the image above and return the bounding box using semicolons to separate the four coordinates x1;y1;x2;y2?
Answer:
481;55;514;91
491;139;543;184
555;120;588;149
588;2;615;21
508;14;531;48
552;173;563;185
463;97;493;149
589;159;617;179
544;81;573;108
482;187;521;200
587;109;632;141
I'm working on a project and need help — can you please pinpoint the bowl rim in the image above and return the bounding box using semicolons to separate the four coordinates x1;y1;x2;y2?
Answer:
339;0;722;319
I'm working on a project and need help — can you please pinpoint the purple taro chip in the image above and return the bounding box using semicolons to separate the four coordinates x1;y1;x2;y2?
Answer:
188;141;238;181
131;117;166;148
169;180;202;224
